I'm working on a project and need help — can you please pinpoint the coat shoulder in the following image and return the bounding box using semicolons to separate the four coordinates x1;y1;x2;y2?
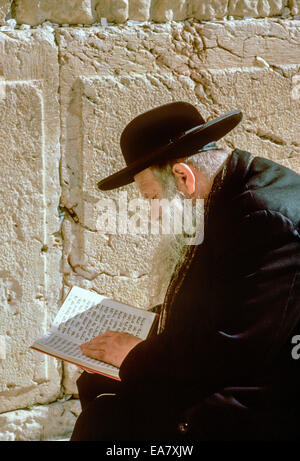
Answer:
228;149;300;231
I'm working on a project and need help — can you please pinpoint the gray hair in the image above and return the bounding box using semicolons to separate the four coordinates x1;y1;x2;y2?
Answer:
151;148;230;188
151;163;177;196
182;149;230;182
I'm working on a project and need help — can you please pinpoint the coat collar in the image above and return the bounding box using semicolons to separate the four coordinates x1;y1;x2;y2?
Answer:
212;148;254;201
204;148;254;236
206;149;254;210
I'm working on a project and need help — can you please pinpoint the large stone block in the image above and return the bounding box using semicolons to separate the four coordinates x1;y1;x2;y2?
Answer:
228;0;285;18
62;363;81;395
187;0;228;20
0;399;81;440
0;30;61;414
194;67;300;161
129;0;151;20
14;0;97;25
12;0;297;25
289;0;300;15
185;19;300;69
150;0;187;21
96;0;128;23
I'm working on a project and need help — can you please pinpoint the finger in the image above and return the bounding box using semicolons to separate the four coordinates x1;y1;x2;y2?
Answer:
81;344;105;353
81;347;106;360
101;331;118;337
82;337;108;347
84;333;114;344
82;350;103;360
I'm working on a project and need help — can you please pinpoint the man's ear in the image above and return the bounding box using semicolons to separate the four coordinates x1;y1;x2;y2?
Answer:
172;162;195;195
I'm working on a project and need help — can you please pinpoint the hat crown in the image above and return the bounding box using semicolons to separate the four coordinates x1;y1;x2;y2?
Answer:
120;102;205;166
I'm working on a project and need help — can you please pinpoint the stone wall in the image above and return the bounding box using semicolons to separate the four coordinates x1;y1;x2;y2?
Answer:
0;0;299;25
0;0;299;441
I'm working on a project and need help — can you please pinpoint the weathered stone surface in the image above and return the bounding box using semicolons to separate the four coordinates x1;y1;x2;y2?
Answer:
289;0;300;15
0;29;62;414
197;66;300;161
62;363;81;395
229;0;284;18
14;0;97;26
129;0;151;20
0;0;13;24
0;399;81;440
96;0;128;23
11;0;299;25
150;0;187;22
187;0;228;20
281;156;300;174
184;19;300;69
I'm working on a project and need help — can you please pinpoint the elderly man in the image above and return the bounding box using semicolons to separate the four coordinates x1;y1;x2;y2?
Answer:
71;102;300;441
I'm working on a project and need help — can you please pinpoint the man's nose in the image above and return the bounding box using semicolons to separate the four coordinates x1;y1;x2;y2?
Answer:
142;192;158;200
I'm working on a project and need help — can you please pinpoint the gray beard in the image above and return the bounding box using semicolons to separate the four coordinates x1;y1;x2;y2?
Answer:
148;231;189;306
148;181;203;306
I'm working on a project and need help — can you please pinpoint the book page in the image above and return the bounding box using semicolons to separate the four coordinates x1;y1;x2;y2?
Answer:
51;286;105;328
35;332;119;376
32;286;156;376
50;287;155;345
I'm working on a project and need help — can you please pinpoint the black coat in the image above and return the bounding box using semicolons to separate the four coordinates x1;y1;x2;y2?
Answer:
119;148;300;441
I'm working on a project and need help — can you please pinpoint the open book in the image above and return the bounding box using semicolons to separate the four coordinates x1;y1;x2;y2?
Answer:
31;286;158;380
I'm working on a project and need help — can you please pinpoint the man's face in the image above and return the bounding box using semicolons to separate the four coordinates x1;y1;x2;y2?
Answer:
133;167;164;200
134;167;169;221
134;166;197;306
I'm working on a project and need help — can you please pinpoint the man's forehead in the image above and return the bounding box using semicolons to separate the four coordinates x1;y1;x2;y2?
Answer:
133;167;157;185
133;167;166;198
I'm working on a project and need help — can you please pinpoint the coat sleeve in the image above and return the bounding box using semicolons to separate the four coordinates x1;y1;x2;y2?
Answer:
119;209;300;405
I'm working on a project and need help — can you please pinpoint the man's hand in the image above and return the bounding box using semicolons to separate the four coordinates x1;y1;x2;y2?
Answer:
80;331;142;368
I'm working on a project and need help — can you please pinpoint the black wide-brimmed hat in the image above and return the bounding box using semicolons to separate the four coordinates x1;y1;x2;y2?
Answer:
97;101;243;191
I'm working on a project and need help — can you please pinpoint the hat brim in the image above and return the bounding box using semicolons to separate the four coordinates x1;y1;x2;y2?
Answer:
97;109;242;191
